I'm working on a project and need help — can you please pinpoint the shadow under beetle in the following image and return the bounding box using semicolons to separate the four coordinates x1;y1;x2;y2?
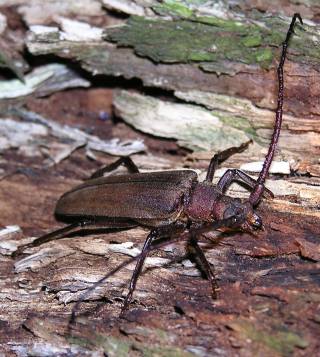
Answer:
14;14;303;314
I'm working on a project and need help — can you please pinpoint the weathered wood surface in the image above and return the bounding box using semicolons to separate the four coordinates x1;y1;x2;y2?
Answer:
0;1;319;356
24;4;320;175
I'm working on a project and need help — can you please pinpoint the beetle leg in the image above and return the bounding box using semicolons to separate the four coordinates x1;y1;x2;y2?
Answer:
121;223;186;314
121;229;159;314
205;140;252;182
188;234;219;299
91;156;139;179
12;220;93;258
217;169;274;199
70;217;237;321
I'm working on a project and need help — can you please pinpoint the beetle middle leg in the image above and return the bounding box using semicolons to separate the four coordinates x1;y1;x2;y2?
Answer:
121;223;186;314
205;141;273;199
205;140;252;182
121;229;159;314
90;156;139;179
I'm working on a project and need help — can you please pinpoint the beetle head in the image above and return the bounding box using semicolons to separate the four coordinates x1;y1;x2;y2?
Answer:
223;198;263;233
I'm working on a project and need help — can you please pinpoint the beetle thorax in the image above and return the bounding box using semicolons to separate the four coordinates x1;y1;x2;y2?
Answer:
185;182;262;232
184;182;222;222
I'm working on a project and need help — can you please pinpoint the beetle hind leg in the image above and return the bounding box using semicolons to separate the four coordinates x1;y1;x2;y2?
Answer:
12;220;94;258
91;156;139;179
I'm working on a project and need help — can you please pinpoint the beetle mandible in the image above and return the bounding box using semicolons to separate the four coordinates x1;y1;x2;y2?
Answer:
14;14;303;314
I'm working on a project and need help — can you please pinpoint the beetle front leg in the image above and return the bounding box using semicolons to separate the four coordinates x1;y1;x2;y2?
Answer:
217;169;274;199
91;156;139;179
188;234;219;299
205;140;252;182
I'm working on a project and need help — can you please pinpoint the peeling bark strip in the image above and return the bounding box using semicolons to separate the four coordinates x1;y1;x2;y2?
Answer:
25;10;320;176
0;63;90;99
0;109;145;167
113;90;320;176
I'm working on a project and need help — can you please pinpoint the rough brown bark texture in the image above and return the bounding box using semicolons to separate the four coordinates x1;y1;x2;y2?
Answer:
0;1;319;356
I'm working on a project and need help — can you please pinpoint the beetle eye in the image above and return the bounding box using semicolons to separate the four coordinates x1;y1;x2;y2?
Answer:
223;206;235;219
224;205;244;221
251;213;262;230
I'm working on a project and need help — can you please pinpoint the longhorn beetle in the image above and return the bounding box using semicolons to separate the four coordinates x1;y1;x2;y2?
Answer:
14;14;303;314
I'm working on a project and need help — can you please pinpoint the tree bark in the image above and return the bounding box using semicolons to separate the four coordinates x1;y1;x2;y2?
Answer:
0;1;319;356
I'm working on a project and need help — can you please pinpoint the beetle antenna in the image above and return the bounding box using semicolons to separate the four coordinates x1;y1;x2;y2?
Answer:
249;13;302;206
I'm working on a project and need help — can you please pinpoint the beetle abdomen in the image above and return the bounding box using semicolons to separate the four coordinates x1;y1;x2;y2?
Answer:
55;170;197;224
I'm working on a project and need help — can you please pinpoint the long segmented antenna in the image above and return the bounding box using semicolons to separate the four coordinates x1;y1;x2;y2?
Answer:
249;13;303;206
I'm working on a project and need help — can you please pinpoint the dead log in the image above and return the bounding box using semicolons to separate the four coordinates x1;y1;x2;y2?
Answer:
0;2;319;356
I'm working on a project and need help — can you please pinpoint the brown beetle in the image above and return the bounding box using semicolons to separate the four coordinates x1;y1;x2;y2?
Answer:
14;14;302;314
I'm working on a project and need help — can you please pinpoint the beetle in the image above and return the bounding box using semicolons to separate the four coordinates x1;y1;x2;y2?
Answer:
14;14;302;314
